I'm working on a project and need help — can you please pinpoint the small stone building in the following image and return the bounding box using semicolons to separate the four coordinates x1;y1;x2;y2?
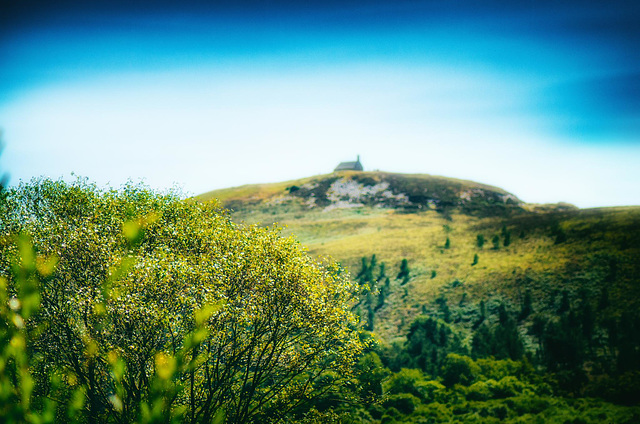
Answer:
334;155;363;172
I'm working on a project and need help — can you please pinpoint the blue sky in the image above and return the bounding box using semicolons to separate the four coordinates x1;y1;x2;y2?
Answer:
1;0;639;207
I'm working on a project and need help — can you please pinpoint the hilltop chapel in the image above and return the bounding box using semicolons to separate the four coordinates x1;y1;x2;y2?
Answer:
334;155;364;172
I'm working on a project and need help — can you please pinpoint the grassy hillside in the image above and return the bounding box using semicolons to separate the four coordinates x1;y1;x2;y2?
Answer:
197;171;639;342
202;172;640;421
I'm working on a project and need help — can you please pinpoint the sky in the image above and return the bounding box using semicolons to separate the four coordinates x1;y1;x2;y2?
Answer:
1;0;639;208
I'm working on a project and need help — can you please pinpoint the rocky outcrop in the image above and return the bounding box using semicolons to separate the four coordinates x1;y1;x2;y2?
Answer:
281;172;525;216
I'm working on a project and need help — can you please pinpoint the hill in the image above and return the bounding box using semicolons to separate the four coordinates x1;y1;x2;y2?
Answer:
198;171;528;217
200;171;640;420
197;171;639;339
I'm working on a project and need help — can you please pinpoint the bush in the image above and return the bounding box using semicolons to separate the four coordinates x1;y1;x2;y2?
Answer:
476;358;527;381
356;352;389;402
466;381;492;401
382;393;420;415
380;407;400;423
385;368;427;398
418;380;449;403
414;402;454;422
441;354;480;387
0;179;366;423
505;395;553;415
492;376;527;398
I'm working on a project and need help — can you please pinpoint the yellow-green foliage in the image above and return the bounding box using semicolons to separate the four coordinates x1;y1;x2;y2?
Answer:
0;178;366;423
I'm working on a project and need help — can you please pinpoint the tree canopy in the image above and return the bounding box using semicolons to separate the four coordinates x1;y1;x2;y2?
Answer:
0;178;366;423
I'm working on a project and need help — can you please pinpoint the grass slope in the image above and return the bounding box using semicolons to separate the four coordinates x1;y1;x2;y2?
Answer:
197;172;640;343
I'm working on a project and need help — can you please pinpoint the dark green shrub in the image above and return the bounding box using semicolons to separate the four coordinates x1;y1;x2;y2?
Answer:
505;395;553;415
414;402;453;422
491;376;527;399
418;380;448;403
397;259;410;284
382;393;420;415
441;354;479;387
380;408;399;424
385;368;427;398
466;381;492;401
357;352;389;403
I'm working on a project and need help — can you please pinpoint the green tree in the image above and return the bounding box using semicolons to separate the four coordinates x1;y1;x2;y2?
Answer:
376;284;388;312
519;291;533;320
403;316;465;376
473;300;486;329
492;235;500;250
441;354;479;387
397;259;410;285
552;223;567;244
376;262;387;282
472;305;524;361
355;353;389;404
558;290;571;314
501;225;511;247
471;254;479;266
494;304;524;360
444;237;450;249
471;324;493;358
384;368;427;399
356;256;372;285
476;234;485;248
0;179;367;423
369;254;377;283
542;312;585;372
366;302;375;331
436;296;451;323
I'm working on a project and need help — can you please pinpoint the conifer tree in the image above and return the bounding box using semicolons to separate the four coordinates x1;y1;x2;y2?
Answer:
436;296;451;323
519;291;533;320
473;300;486;329
377;262;387;282
492;235;500;250
503;230;511;247
397;258;410;284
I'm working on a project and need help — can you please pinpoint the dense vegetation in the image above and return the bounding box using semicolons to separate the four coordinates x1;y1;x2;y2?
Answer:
200;171;640;422
324;254;640;422
0;179;366;423
2;171;639;422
